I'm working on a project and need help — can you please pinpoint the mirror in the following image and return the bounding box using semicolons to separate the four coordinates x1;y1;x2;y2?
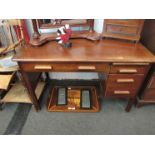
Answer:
37;19;94;30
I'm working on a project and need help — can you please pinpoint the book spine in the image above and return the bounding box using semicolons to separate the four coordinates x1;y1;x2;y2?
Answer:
13;25;22;41
20;19;30;44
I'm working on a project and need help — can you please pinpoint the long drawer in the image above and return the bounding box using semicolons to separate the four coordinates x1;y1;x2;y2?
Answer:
19;62;110;73
110;63;150;74
105;74;145;98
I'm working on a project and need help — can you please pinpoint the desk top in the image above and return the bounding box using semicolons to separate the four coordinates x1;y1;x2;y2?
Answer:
13;39;155;63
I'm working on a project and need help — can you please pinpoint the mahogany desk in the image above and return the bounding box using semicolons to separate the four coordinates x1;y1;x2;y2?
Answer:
13;39;155;112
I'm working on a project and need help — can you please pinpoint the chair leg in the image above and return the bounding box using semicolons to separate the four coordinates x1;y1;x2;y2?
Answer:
125;98;135;112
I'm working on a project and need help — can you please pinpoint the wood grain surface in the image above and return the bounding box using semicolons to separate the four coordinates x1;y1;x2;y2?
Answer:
13;39;155;63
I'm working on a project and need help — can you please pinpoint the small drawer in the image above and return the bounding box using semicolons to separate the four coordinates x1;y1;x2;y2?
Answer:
106;74;144;89
105;88;136;98
106;25;138;35
20;62;110;73
110;63;150;74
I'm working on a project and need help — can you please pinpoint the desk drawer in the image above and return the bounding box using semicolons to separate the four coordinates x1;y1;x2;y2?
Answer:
110;63;150;74
20;62;110;72
106;74;144;89
105;74;144;98
105;88;136;98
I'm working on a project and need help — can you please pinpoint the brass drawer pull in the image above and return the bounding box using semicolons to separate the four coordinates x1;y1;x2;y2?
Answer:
78;66;96;70
119;69;137;73
114;90;130;95
116;79;134;83
34;65;52;70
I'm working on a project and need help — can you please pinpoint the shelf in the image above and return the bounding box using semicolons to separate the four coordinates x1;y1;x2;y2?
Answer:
1;82;45;104
0;73;15;90
48;86;100;112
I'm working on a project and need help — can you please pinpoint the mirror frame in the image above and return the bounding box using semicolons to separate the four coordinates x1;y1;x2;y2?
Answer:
37;19;94;30
30;19;100;47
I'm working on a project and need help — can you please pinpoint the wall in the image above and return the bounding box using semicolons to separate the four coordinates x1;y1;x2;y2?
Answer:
25;19;104;80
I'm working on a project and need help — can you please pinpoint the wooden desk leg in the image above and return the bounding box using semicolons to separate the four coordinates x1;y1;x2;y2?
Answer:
45;72;50;81
20;70;40;111
125;98;136;112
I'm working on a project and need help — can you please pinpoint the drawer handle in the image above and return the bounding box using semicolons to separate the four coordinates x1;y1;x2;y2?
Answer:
114;90;130;95
116;79;134;83
78;66;96;70
34;65;52;70
119;69;137;73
